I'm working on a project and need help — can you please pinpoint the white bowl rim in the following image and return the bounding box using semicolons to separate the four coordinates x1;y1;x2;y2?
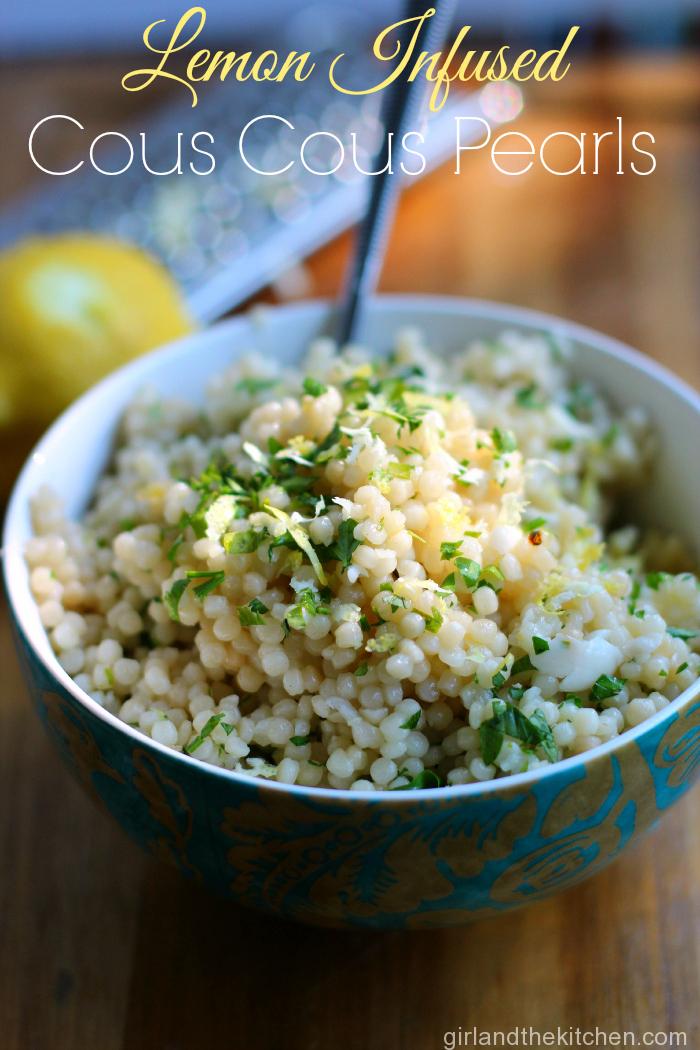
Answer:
4;294;700;804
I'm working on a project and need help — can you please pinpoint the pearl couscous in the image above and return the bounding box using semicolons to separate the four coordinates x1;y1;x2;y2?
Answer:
27;329;700;790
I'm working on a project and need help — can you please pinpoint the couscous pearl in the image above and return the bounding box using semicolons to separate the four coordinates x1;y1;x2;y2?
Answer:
335;622;363;649
277;758;299;784
572;707;600;736
399;612;425;639
326;749;355;779
261;649;289;677
59;646;85;674
114;658;140;686
145;665;170;695
120;698;145;723
151;719;179;746
53;621;81;650
39;600;65;628
627;697;657;726
553;721;576;747
370;757;398;786
469;757;496;781
473;587;499;616
385;653;413;680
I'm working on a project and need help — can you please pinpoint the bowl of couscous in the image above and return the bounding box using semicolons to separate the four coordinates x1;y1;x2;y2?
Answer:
4;296;699;927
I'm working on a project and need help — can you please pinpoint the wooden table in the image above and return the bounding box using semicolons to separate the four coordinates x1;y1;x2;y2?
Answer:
1;57;698;1049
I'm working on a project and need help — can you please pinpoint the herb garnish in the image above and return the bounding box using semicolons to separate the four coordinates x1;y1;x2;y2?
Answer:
522;517;547;533
423;608;443;633
391;769;442;790
646;572;670;590
455;557;480;589
515;383;545;409
238;598;269;627
510;654;534;676
185;713;232;754
590;674;626;702
399;710;421;731
223;528;267;554
667;627;698;640
164;578;189;622
324;518;361;571
479;700;557;765
302;377;328;397
235;377;277;396
491;428;518;454
285;589;330;630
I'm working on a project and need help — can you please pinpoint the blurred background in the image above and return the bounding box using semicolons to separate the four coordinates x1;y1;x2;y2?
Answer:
3;0;700;53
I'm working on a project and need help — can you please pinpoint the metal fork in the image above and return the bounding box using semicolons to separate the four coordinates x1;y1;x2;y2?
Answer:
335;0;458;346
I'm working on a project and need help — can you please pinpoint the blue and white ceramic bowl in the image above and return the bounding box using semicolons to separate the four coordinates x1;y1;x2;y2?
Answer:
4;297;700;928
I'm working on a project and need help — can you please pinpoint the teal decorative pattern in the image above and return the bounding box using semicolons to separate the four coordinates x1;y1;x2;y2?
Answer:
10;611;700;929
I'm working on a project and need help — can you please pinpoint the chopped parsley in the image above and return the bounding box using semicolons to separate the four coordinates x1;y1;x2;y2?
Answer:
510;654;534;676
645;572;670;590
285;589;330;630
628;579;641;615
238;598;269;627
532;636;550;655
550;436;574;452
391;769;442;790
565;383;595;422
302;377;328;397
164;578;190;622
478;565;505;592
235;377;277;396
423;608;443;633
479;699;557;765
324;518;361;571
515;383;545;409
167;534;185;563
185;713;228;754
590;674;626;702
440;540;462;560
562;695;584;707
491;428;518;454
223;528;267;554
289;734;311;746
184;570;225;601
455;557;480;589
451;462;475;487
667;627;698;641
379;585;409;612
399;710;421;731
354;662;369;677
522;517;547;533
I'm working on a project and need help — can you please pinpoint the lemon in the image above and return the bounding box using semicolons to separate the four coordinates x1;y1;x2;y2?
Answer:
0;234;194;429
